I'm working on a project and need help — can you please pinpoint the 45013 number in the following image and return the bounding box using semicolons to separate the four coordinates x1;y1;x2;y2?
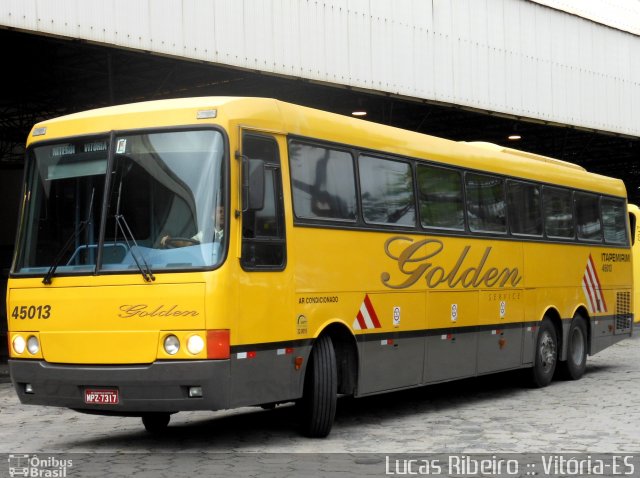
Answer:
11;305;51;320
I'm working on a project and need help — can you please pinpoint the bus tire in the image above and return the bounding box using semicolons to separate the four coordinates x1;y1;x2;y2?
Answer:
530;318;558;388
558;314;588;380
142;413;171;434
298;334;337;438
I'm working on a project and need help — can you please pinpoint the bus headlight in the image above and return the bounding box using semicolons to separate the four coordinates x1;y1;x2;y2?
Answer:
186;335;205;355
12;335;26;355
27;336;40;355
163;335;180;355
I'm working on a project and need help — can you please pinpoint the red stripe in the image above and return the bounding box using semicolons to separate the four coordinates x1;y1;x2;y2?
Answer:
585;261;598;294
587;255;608;312
583;275;598;312
588;255;603;290
584;260;599;311
356;310;367;329
364;295;381;328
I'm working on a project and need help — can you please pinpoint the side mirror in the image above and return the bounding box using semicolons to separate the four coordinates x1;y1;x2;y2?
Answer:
243;158;265;211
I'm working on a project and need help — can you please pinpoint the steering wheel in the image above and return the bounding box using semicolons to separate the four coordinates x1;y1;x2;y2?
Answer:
162;237;200;249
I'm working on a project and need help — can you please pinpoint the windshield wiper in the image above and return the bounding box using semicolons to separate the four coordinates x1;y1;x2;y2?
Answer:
43;189;95;285
111;179;155;283
114;213;155;283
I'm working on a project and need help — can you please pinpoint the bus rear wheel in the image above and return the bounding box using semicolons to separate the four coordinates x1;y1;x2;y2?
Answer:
530;318;557;388
142;413;171;434
558;314;588;380
298;334;337;438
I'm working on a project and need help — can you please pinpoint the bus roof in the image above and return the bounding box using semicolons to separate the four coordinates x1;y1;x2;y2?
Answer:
29;96;627;198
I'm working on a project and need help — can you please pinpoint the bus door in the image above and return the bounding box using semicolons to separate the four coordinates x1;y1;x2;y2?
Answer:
231;131;293;407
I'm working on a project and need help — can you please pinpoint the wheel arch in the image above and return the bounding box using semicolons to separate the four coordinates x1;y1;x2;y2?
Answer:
312;321;359;396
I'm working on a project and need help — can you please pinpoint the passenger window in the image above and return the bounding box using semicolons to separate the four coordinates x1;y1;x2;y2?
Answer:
241;134;286;270
544;187;574;239
288;141;357;222
417;164;464;230
602;198;628;245
358;155;415;226
575;192;602;242
507;181;542;236
465;173;506;233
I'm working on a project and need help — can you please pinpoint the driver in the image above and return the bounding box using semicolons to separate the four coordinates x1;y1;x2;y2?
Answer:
160;205;224;248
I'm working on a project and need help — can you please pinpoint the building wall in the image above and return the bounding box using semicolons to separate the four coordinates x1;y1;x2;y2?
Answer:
530;0;640;36
1;0;639;137
0;168;21;358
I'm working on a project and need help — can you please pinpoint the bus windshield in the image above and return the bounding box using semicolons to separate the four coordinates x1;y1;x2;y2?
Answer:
14;129;226;277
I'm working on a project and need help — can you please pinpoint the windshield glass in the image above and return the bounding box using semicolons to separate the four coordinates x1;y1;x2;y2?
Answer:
14;129;226;276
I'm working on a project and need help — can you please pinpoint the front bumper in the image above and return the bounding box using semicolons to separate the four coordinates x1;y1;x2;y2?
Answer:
9;359;230;414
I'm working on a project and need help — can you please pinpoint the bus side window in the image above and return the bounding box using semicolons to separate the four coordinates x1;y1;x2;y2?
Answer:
507;180;542;236
575;192;603;242
416;164;464;231
465;172;507;234
630;212;637;246
241;134;286;270
544;187;574;239
601;197;628;245
359;155;415;226
288;140;357;222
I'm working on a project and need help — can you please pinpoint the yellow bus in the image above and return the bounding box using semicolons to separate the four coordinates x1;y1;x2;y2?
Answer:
7;98;633;437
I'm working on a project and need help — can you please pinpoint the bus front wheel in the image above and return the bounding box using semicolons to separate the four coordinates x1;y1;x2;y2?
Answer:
531;318;558;388
142;413;171;434
298;334;337;438
558;314;588;380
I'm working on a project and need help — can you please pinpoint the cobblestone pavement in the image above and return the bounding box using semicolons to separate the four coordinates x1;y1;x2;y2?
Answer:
0;334;638;476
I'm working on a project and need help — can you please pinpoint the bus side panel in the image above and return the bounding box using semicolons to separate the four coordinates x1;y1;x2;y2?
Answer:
425;332;478;383
229;345;312;408
357;335;425;394
476;325;523;374
590;318;615;355
424;290;478;382
476;289;524;373
356;292;425;395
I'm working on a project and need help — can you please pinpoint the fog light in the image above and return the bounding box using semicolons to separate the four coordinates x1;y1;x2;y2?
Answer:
25;383;34;394
27;336;40;355
188;386;203;398
12;335;26;355
163;335;180;355
186;335;205;355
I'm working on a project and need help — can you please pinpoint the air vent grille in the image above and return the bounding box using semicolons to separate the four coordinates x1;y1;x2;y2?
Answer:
615;292;632;334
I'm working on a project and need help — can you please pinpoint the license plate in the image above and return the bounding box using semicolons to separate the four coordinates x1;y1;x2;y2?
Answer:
84;389;119;405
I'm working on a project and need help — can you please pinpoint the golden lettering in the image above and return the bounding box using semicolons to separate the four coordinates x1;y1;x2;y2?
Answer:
118;304;199;318
381;236;523;290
